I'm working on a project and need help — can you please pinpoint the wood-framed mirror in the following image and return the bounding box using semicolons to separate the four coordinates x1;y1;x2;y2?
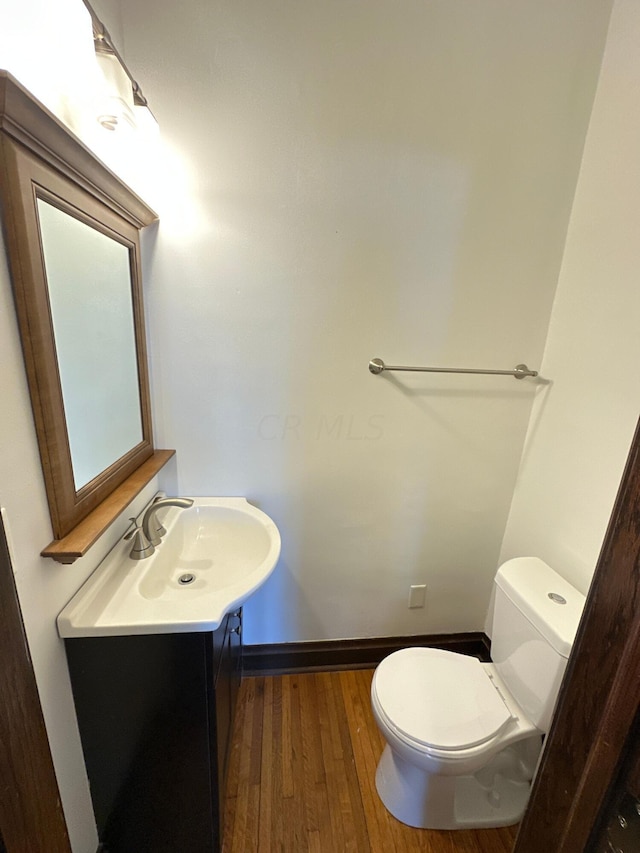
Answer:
0;71;166;555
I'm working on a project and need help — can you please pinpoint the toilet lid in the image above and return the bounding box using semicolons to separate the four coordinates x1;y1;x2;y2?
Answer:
374;648;514;751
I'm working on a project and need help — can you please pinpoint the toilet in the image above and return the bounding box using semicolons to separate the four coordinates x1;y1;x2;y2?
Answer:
370;557;585;830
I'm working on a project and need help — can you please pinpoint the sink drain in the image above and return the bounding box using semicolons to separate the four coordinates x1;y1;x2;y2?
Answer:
178;573;196;585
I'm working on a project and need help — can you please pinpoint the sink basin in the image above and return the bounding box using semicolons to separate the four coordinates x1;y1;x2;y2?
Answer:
57;497;281;637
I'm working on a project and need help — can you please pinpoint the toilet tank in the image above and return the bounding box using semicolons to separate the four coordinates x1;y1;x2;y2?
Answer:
491;557;585;732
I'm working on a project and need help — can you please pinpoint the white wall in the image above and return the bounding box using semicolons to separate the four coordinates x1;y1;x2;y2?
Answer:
500;0;640;597
120;0;612;644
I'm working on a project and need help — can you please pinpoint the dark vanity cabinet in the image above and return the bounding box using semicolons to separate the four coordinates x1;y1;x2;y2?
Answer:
64;609;242;853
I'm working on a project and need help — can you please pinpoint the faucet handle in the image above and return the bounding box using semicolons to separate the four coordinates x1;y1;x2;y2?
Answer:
124;518;155;560
124;517;143;540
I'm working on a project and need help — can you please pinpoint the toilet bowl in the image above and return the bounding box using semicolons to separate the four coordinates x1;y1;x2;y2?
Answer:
371;648;540;829
370;558;586;830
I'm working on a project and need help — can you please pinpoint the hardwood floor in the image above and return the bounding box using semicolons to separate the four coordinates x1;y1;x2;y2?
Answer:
222;670;517;852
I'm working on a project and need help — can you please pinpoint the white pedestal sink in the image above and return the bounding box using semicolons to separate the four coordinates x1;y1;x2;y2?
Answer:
57;497;281;637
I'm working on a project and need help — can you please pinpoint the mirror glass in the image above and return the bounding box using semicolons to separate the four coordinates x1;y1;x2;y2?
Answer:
37;199;144;490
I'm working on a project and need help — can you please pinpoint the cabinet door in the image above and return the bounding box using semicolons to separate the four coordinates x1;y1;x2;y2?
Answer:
66;633;216;853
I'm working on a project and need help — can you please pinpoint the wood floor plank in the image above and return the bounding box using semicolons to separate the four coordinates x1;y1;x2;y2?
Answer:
250;678;265;786
281;671;294;799
258;676;274;853
340;669;400;852
306;830;322;853
221;676;248;853
222;679;255;853
321;669;375;852
267;676;284;851
242;677;264;853
225;677;256;853
314;672;348;850
322;670;371;852
224;670;518;853
298;674;331;842
476;825;518;853
282;674;306;853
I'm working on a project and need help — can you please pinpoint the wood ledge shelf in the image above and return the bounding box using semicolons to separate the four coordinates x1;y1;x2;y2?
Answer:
41;449;175;564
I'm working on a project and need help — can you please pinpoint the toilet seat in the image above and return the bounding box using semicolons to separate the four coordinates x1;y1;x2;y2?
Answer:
373;648;514;752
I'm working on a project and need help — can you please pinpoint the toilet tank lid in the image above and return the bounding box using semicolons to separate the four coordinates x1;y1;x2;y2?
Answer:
495;558;586;658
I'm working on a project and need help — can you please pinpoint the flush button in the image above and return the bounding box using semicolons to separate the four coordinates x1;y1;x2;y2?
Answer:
548;592;567;604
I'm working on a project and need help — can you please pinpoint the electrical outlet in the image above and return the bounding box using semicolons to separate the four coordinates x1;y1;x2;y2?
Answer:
408;584;426;609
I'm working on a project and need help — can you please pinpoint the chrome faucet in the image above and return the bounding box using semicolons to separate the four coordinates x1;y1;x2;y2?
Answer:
142;496;194;547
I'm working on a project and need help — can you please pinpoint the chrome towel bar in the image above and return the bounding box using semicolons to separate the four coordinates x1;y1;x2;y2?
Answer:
368;358;538;380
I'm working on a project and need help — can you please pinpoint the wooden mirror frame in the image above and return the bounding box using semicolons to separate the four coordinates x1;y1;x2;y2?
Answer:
0;71;166;555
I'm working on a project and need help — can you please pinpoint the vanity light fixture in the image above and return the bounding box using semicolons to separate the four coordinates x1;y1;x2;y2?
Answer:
95;41;135;132
91;17;156;135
